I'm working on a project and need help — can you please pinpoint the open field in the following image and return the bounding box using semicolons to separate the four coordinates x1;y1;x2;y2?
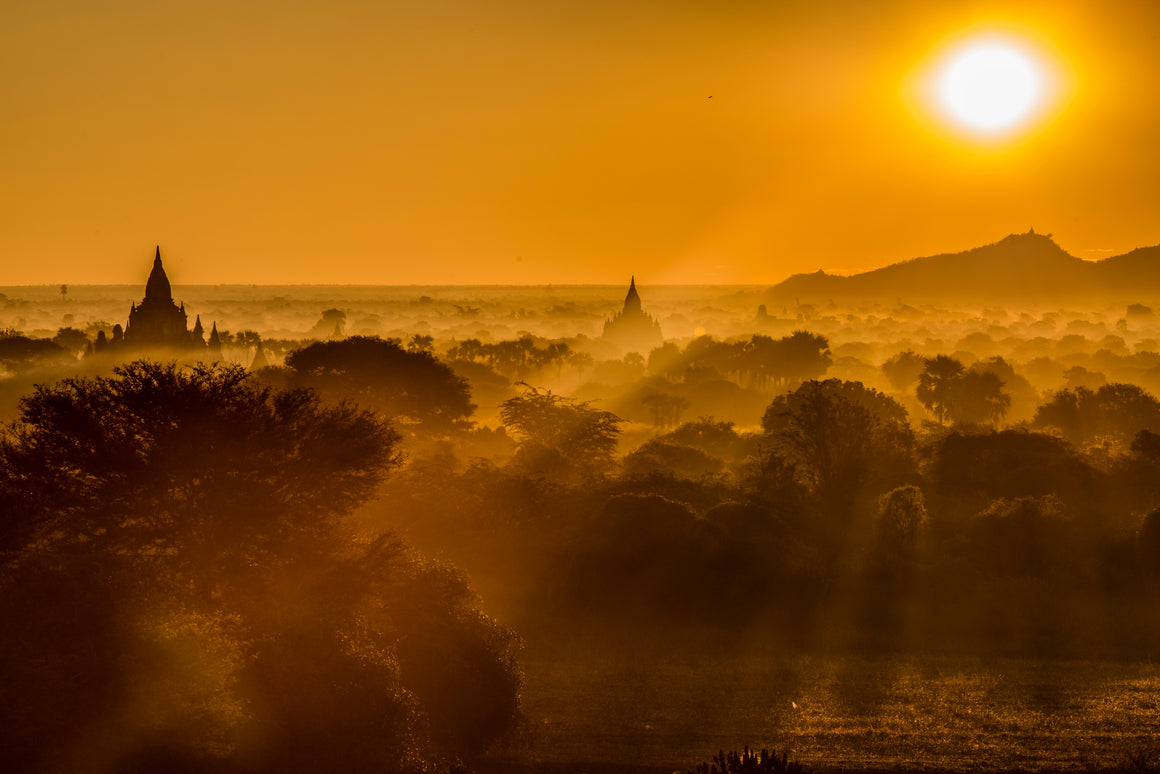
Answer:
498;651;1160;773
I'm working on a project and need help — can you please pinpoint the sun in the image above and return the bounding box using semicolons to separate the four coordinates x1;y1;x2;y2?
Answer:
938;42;1042;132
911;27;1067;143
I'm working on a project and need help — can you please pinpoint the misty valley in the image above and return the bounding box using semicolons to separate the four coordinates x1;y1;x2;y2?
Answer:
8;240;1160;773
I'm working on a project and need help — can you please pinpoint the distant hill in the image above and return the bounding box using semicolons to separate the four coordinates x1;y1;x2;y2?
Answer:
765;232;1160;305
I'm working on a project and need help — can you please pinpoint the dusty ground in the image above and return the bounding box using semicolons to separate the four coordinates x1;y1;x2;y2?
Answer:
484;650;1160;773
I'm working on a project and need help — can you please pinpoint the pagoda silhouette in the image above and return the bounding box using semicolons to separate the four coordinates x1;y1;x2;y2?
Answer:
91;247;216;354
602;276;663;353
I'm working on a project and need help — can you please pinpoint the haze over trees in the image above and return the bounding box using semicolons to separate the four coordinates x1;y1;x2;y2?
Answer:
0;361;518;774
280;336;476;434
762;379;915;521
11;253;1160;771
500;383;624;481
1033;382;1160;448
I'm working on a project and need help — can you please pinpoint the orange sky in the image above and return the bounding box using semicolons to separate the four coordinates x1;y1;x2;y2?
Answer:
2;0;1158;285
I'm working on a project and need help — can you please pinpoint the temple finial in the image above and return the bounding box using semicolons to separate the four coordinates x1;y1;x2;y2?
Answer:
623;275;642;315
145;245;172;300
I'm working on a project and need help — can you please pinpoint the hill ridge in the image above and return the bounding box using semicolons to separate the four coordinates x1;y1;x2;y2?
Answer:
766;231;1160;304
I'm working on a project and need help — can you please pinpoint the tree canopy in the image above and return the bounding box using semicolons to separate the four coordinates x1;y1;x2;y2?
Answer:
0;334;72;375
762;379;915;516
1033;382;1160;447
0;360;519;773
917;355;1010;426
284;335;475;433
0;360;398;562
500;384;624;479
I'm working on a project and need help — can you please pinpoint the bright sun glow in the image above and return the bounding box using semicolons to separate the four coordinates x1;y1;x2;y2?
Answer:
939;43;1042;132
912;28;1068;143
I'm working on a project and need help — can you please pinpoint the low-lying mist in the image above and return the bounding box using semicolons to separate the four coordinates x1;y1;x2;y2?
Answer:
6;283;1160;772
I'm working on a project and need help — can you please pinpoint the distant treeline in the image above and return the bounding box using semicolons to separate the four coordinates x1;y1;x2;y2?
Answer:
9;328;1160;771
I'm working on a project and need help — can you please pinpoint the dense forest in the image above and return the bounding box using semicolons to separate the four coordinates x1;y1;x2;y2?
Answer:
6;290;1160;773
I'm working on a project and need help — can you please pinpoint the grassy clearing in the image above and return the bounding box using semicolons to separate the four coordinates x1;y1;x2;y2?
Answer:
493;650;1160;772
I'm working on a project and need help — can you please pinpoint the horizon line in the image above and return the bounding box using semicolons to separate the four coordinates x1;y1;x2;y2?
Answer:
0;281;776;289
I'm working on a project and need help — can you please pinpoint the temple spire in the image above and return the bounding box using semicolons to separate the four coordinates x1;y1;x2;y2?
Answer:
207;322;222;359
144;245;172;301
623;275;642;315
191;314;205;347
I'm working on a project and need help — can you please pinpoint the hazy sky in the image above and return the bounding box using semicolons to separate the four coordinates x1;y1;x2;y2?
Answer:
3;0;1159;285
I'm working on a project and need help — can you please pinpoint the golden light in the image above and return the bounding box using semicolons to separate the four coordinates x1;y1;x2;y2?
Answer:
938;43;1042;132
909;26;1070;144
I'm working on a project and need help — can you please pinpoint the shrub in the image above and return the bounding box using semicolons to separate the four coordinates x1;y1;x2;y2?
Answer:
688;747;810;774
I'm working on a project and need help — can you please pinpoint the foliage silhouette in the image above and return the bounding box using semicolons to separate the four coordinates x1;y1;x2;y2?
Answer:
52;326;90;357
927;429;1103;514
881;349;925;391
688;747;810;774
1033;383;1160;448
762;379;915;518
284;335;475;433
917;355;1010;426
642;391;692;428
647;332;831;390
875;485;927;556
622;439;724;479
0;334;71;374
447;335;574;380
500;383;624;480
553;493;772;626
658;417;755;463
964;495;1078;578
0;360;519;773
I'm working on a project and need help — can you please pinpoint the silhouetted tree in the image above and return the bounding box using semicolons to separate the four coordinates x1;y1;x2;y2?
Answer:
566;349;594;378
642;391;691;428
776;330;833;383
308;308;346;339
229;328;263;350
1063;365;1107;391
0;334;71;374
446;335;574;380
0;359;397;566
762;379;915;519
971;357;1037;422
1033;383;1160;448
876;485;927;555
953;369;1011;425
927;429;1102;509
917;355;1009;425
500;383;624;480
1116;429;1160;513
881;349;925;391
659;417;754;462
964;495;1077;579
647;341;683;377
916;355;964;423
0;361;519;772
284;335;475;433
52;326;89;357
649;332;831;390
407;333;435;353
622;439;724;479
